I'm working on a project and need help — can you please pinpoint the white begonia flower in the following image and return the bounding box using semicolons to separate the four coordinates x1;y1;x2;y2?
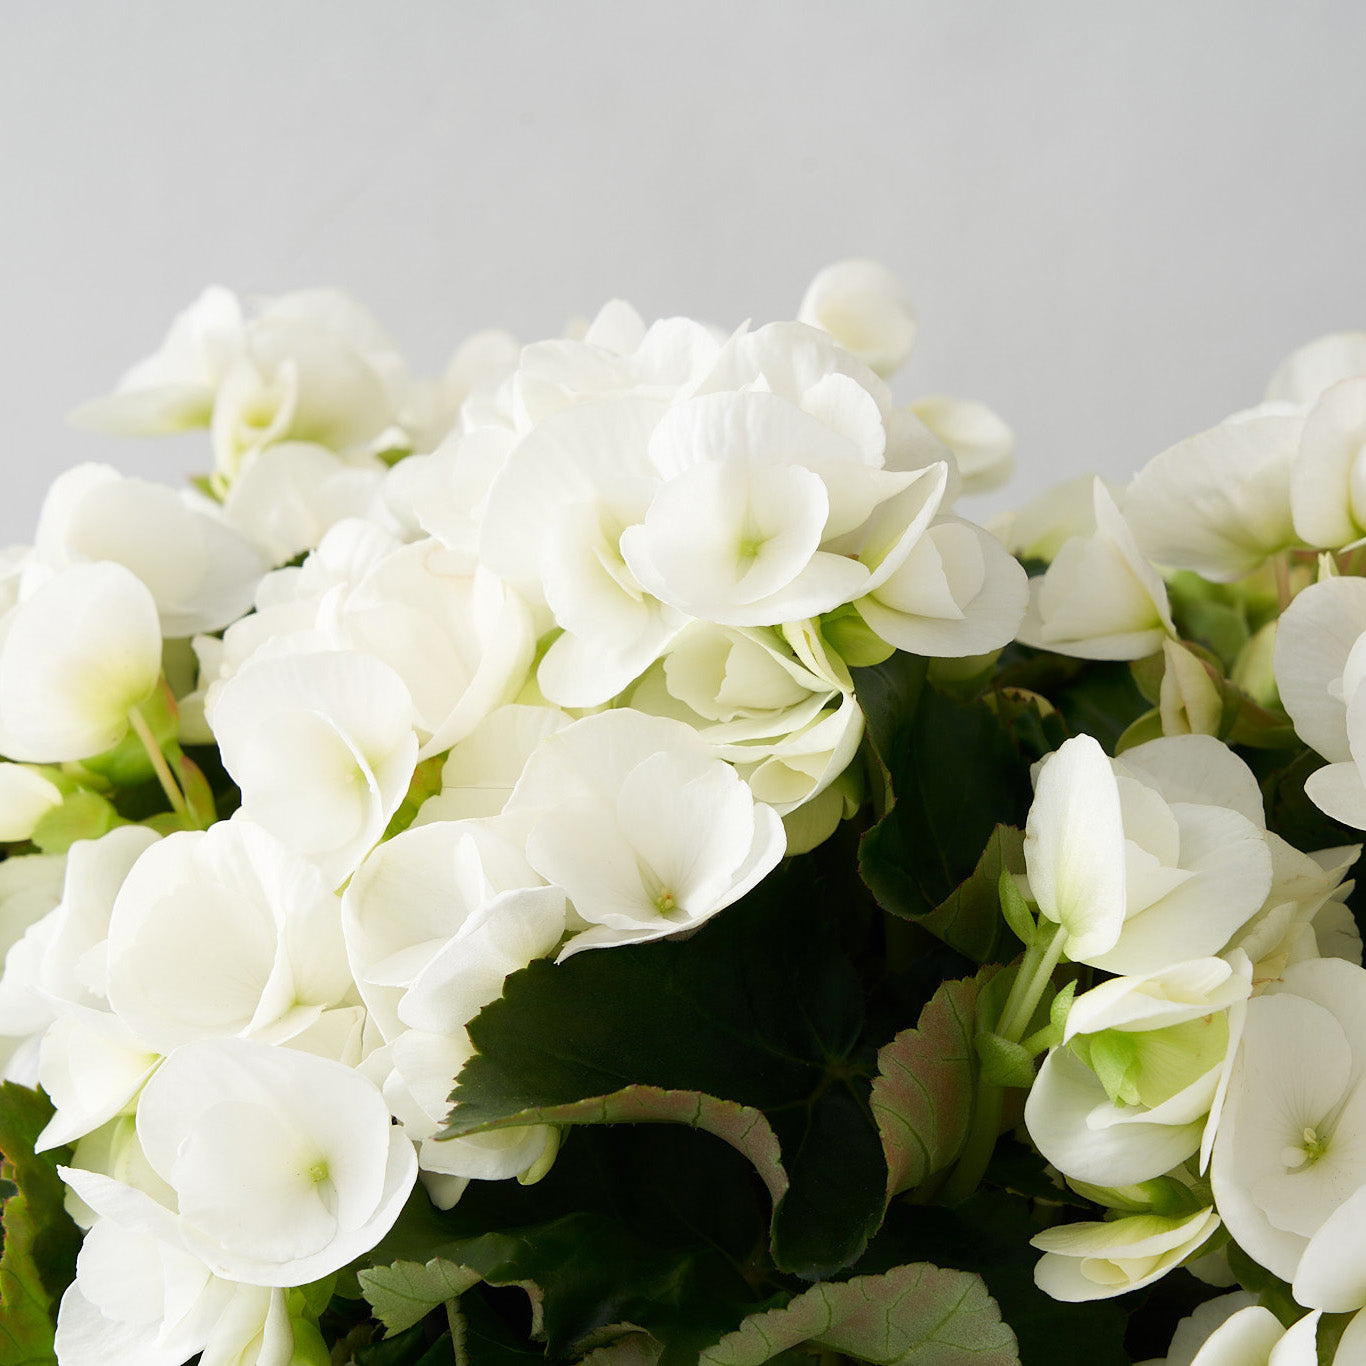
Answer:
383;425;518;565
1273;576;1366;828
71;1035;416;1288
1025;956;1251;1186
1266;331;1366;408
910;396;1015;497
993;473;1122;563
0;761;62;840
209;290;402;492
478;395;686;707
221;440;390;565
1334;1309;1366;1362
344;819;567;1043
852;513;1029;659
504;710;786;958
373;1027;556;1198
54;1204;303;1366
1123;410;1303;582
619;391;884;626
414;704;573;826
1229;839;1362;988
1016;480;1177;660
1030;1205;1220;1302
190;516;404;727
1158;640;1224;737
1086;735;1275;976
340;821;567;1188
68;285;245;436
1023;734;1128;963
209;650;418;889
1291;377;1366;549
628;620;862;819
1136;1291;1261;1366
33;463;266;637
1;826;164;1148
502;302;726;433
797;258;917;379
621;385;945;629
193;526;533;762
0;851;66;1081
1212;957;1366;1291
321;538;535;759
104;823;358;1057
1165;1304;1320;1366
0;561;162;762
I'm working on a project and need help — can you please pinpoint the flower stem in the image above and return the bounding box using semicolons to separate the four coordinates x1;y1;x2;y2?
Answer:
127;703;190;821
996;923;1069;1045
939;924;1068;1205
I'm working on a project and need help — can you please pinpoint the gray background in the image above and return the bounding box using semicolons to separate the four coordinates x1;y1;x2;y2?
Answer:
3;1;1364;542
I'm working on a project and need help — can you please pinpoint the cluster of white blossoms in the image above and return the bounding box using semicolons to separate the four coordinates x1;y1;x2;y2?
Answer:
0;264;1028;1364
1006;330;1366;1361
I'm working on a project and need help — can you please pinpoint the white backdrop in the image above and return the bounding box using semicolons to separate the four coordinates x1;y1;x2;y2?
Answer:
3;1;1365;542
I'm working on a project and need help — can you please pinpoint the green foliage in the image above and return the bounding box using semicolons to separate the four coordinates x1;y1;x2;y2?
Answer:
854;655;1033;960
29;790;122;854
870;975;982;1200
443;862;887;1280
973;1033;1037;1091
0;1085;81;1366
358;1123;772;1363
863;1194;1130;1366
697;1263;1019;1365
359;1256;482;1334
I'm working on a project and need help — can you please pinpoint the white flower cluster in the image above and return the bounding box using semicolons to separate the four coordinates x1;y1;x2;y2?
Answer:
0;265;1027;1364
1012;330;1366;1357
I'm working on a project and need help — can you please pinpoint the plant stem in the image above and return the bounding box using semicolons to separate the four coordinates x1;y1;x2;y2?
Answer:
127;703;190;821
939;1072;1004;1206
996;924;1068;1045
939;924;1068;1205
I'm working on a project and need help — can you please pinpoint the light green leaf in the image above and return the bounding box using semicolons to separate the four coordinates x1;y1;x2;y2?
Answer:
30;789;122;854
996;870;1036;948
1049;980;1077;1032
973;1034;1037;1091
359;1256;482;1334
698;1263;1019;1365
870;976;982;1199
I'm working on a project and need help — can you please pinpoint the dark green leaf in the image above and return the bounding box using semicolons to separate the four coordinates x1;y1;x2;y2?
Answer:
0;1084;82;1364
853;659;1032;961
366;1113;774;1359
917;827;1027;964
355;1322;441;1366
443;866;887;1280
863;1194;1128;1366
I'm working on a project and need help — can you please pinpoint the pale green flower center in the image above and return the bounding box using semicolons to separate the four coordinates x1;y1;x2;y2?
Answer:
1282;1125;1330;1171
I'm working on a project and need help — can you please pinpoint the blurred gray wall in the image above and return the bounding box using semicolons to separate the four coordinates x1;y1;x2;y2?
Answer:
3;1;1364;540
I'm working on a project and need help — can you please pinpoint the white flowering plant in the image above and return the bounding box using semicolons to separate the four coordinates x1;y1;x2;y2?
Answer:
3;264;1366;1366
